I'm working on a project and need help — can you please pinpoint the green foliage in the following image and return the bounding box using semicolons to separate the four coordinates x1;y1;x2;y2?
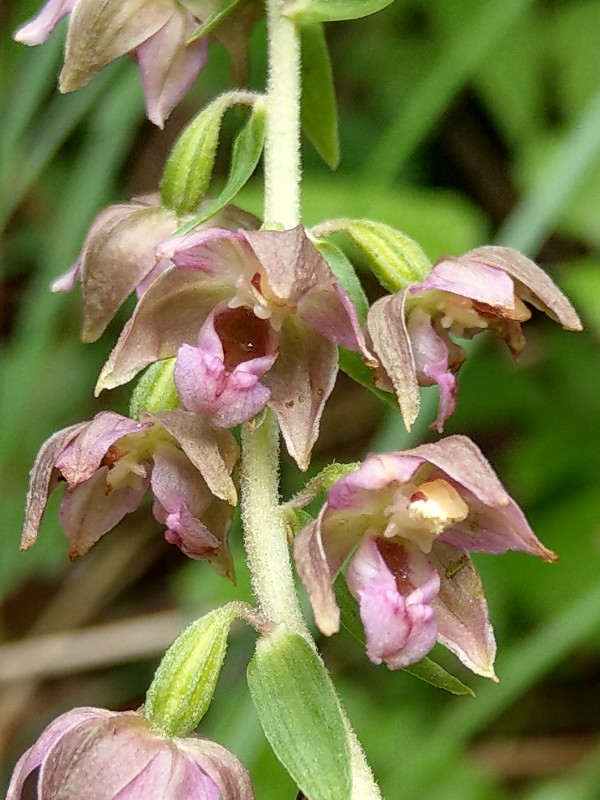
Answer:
247;628;351;800
300;23;339;169
286;0;396;24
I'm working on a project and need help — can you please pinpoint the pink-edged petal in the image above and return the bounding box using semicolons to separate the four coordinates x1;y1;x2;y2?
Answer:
136;8;208;128
21;423;87;550
327;452;423;511
157;228;251;276
79;204;178;341
367;290;420;431
150;410;239;505
298;283;375;361
464;246;583;331
51;260;81;293
96;267;232;393
412;258;517;309
60;0;174;92
39;714;163;798
177;736;255;800
5;708;114;800
440;493;558;562
294;513;346;636
58;466;149;558
406;307;457;432
430;544;497;679
150;443;232;569
402;435;510;508
347;537;439;669
266;316;337;471
174;311;276;428
55;412;150;486
14;0;75;45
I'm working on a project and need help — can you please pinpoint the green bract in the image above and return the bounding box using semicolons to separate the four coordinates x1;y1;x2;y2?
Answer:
173;101;266;236
247;628;351;800
285;0;396;24
144;604;240;737
312;217;432;292
129;359;179;420
161;91;258;214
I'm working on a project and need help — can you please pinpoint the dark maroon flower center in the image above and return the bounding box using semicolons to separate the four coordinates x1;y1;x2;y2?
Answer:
214;307;274;372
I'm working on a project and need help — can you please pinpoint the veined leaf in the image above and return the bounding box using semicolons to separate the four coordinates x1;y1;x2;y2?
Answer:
247;628;351;800
301;23;339;169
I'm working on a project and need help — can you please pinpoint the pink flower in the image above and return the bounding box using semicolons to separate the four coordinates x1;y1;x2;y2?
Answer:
294;435;557;677
15;0;210;128
96;226;375;469
6;707;254;799
51;197;259;343
368;246;582;432
23;410;239;576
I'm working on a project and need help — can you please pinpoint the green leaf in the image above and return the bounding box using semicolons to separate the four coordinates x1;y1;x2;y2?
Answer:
300;23;339;169
186;0;244;43
247;628;351;800
286;0;396;24
335;578;474;697
145;604;240;737
312;218;431;291
161;92;246;214
174;101;266;237
314;239;368;322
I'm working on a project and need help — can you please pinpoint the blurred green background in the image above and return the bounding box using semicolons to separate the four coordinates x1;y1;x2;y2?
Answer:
2;0;600;797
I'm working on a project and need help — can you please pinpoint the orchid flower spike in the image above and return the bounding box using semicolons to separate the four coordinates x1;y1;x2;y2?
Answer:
6;707;254;800
96;226;375;470
51;196;258;343
294;435;557;678
22;410;239;577
368;246;582;432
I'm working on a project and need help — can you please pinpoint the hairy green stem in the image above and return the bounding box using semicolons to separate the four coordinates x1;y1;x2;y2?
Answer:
239;3;382;797
240;412;307;634
263;0;301;227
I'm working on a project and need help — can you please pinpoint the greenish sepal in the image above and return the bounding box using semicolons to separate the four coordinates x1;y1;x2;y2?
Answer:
286;0;396;24
145;604;240;737
314;239;368;323
247;628;351;800
335;579;474;697
129;359;179;420
186;0;244;43
282;506;314;537
172;101;266;238
338;347;398;408
160;91;256;215
300;23;339;169
284;462;361;514
312;218;432;292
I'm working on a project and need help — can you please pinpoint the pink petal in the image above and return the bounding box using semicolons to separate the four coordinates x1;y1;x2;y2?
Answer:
406;307;457;432
174;309;276;428
327;452;423;511
177;736;255;800
412;259;516;309
14;0;76;45
429;544;497;679
55;412;150;486
367;290;420;431
136;8;208;128
157;228;251;276
265;316;337;471
347;537;439;669
6;708;113;800
58;466;149;558
21;423;87;550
